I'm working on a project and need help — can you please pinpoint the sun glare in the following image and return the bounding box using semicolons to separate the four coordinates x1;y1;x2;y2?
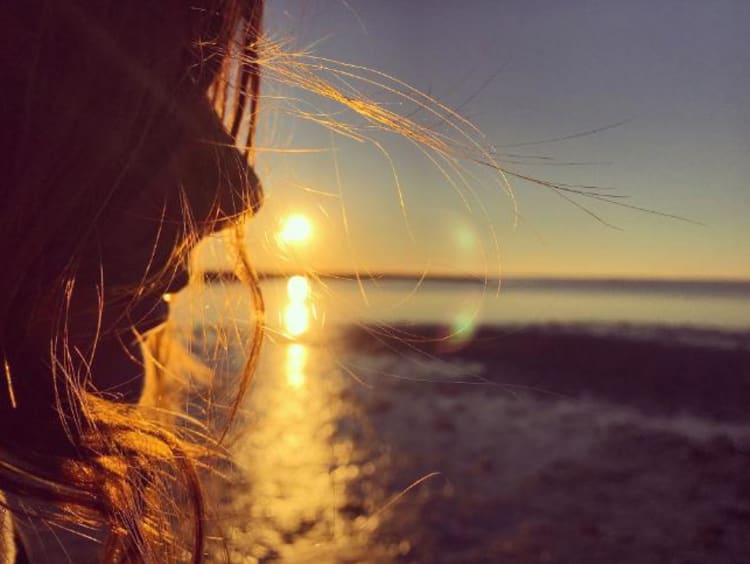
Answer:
279;214;312;245
284;303;309;336
286;344;307;389
287;275;310;302
284;275;311;336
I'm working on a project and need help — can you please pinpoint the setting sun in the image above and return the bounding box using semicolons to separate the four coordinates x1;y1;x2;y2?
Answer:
279;214;312;245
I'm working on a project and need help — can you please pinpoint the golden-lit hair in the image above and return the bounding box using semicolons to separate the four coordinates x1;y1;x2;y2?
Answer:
0;2;666;562
1;1;264;561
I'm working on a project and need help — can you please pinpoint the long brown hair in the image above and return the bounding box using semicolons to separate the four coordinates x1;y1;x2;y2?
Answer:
1;1;264;561
1;2;647;561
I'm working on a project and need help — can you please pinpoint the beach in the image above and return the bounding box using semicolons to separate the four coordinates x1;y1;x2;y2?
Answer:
195;316;750;563
21;279;750;562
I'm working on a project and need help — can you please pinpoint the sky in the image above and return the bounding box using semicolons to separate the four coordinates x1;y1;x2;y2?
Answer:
200;0;749;280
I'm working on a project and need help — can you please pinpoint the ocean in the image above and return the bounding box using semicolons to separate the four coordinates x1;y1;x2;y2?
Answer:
163;277;750;562
173;276;750;334
27;278;750;562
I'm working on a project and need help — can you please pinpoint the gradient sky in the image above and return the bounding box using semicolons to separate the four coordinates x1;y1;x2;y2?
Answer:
200;0;749;280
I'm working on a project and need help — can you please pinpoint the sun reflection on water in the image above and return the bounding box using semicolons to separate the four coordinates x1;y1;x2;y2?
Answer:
177;277;464;560
283;302;309;336
287;275;310;301
283;275;312;337
286;343;307;389
217;331;382;561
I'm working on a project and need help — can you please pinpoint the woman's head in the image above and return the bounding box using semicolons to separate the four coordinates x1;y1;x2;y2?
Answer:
1;1;265;560
1;1;267;401
3;0;262;332
2;2;508;560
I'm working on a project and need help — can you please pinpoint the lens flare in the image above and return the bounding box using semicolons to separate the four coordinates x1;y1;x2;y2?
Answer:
447;309;477;348
454;224;477;252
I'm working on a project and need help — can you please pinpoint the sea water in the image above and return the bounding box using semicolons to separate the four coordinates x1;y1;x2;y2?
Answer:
171;277;750;335
165;277;750;561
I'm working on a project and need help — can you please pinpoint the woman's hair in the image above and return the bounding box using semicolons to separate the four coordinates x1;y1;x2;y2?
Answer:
0;2;647;562
1;1;265;561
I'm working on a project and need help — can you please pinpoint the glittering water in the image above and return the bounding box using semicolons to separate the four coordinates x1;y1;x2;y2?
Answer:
16;279;750;561
172;277;750;338
162;278;750;562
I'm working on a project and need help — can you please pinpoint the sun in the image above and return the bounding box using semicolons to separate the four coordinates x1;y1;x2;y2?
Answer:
279;214;312;245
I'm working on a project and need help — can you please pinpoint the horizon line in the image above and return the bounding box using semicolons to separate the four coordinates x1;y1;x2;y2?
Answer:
202;270;750;286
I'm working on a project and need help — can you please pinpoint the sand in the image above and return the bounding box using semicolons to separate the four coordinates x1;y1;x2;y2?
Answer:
197;323;750;563
16;323;750;562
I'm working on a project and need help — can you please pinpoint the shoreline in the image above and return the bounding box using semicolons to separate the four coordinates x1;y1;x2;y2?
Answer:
203;270;750;294
337;322;750;425
211;319;750;562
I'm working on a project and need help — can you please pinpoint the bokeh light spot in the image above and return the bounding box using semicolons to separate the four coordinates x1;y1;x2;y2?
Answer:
454;224;477;252
450;310;476;344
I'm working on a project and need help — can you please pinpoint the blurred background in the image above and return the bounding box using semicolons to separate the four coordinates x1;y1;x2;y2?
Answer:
177;1;749;562
199;0;749;281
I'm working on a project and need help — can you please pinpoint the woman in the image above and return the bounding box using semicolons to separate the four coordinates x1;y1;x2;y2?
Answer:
1;1;264;561
3;2;593;561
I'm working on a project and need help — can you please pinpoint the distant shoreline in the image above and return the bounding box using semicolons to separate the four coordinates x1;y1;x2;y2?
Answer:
202;270;750;293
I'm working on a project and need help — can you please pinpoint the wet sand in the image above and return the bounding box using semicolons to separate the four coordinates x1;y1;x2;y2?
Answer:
201;323;750;563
